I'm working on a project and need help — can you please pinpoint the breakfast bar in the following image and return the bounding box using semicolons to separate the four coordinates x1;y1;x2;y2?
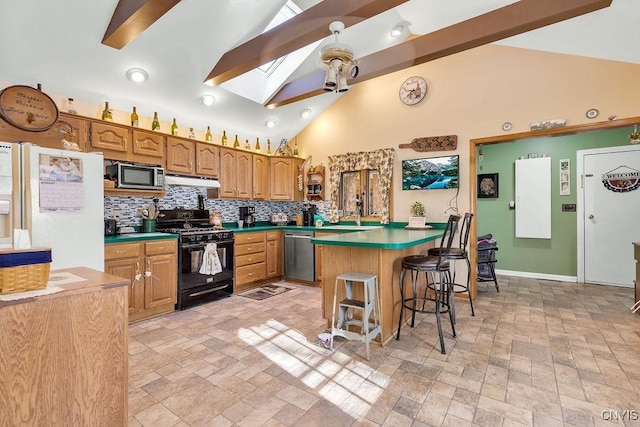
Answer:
312;227;444;344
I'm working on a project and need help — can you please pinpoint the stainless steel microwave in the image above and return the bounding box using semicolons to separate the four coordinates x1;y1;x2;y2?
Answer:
106;162;165;190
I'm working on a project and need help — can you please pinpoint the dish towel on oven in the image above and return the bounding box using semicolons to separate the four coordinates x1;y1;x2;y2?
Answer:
199;243;222;275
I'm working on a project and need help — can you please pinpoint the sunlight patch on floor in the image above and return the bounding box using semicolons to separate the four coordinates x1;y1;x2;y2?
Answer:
238;319;386;411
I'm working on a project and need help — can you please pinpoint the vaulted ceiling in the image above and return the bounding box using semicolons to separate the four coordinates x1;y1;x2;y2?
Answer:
0;0;636;143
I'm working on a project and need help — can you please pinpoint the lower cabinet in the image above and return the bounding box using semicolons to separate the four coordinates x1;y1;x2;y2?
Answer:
266;230;283;278
235;230;285;292
104;238;177;323
314;231;340;283
235;231;267;293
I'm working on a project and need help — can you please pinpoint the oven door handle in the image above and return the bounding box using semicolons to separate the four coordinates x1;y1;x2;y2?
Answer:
181;244;207;250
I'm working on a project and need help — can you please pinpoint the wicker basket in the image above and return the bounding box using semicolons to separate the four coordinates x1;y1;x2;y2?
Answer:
0;247;52;295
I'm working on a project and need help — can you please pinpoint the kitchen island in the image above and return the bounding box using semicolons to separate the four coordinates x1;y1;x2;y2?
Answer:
0;267;129;426
312;228;445;344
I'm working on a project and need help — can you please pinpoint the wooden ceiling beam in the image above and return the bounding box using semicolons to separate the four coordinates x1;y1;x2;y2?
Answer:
102;0;181;49
266;0;612;109
204;0;408;87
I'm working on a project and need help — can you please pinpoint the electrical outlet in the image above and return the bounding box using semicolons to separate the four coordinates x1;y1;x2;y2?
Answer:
113;210;121;221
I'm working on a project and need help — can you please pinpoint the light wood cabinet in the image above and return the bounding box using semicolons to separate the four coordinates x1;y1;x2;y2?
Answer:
234;232;267;292
165;137;195;174
166;138;220;178
0;112;88;151
196;143;220;177
266;230;283;278
253;154;269;200
269;157;304;201
89;121;163;164
105;238;177;323
104;242;144;318
220;148;252;199
0;268;128;426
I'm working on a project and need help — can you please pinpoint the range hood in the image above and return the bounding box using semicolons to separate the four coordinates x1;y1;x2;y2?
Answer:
165;175;221;188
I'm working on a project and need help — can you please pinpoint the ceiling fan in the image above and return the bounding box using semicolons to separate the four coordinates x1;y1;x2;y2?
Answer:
319;21;359;93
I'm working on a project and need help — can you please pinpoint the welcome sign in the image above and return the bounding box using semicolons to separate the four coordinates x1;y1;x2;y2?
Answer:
602;166;640;193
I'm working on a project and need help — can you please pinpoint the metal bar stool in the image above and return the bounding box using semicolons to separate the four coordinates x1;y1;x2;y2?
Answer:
330;272;381;361
427;212;475;321
396;214;460;354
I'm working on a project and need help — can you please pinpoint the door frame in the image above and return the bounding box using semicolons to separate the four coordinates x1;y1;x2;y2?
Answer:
576;144;640;284
468;115;640;298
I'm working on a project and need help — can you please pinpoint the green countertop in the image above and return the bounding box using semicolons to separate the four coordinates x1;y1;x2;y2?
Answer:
104;232;179;244
230;224;382;233
311;228;444;249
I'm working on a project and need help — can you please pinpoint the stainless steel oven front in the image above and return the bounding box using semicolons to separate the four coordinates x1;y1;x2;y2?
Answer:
176;230;234;310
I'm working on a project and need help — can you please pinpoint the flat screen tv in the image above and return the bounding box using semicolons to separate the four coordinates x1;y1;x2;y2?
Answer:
402;155;459;190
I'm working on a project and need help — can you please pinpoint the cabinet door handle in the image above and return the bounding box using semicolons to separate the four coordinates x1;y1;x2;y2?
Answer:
190;161;193;169
123;138;127;149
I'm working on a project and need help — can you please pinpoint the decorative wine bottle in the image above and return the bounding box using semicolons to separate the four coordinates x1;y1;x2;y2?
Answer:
130;106;139;127
205;126;212;142
66;98;77;115
233;135;240;148
171;118;178;136
151;112;160;131
188;127;196;140
221;130;228;146
255;137;261;152
101;102;112;122
293;140;299;156
244;139;250;150
266;139;271;155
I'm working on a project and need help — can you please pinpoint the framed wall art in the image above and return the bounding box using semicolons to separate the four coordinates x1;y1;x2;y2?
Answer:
478;173;499;198
560;158;570;195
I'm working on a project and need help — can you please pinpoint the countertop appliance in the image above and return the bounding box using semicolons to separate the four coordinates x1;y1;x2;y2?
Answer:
104;218;117;236
105;162;165;190
239;206;256;227
0;142;104;271
156;208;234;310
284;230;315;282
302;204;317;226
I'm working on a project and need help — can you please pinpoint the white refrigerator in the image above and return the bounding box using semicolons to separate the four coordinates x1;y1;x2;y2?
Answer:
0;142;104;271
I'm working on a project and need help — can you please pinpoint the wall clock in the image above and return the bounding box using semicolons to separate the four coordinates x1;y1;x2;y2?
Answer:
399;76;427;106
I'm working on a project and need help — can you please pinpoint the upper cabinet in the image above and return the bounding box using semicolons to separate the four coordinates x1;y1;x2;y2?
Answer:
196;143;220;177
269;157;304;201
166;137;220;178
165;137;195;174
252;154;269;200
220;148;252;199
89;121;163;164
0;112;87;151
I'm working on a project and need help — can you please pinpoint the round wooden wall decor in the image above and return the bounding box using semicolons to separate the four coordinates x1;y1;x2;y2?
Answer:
0;85;59;132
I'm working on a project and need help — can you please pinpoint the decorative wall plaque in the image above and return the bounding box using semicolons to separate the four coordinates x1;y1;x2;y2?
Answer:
399;135;457;152
0;85;59;132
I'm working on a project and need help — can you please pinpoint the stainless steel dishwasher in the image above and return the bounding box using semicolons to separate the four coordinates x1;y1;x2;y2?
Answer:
284;230;315;282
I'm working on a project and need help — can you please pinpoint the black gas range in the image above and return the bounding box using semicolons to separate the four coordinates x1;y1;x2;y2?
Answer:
156;209;234;310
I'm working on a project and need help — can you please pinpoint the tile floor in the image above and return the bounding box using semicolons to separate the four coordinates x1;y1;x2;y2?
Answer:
128;277;640;426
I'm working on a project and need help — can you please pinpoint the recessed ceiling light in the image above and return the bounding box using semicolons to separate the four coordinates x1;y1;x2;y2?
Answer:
126;68;148;83
390;21;410;38
200;94;216;106
300;109;311;119
265;118;277;128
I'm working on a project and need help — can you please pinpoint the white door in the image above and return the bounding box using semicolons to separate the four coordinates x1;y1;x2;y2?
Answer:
578;145;640;286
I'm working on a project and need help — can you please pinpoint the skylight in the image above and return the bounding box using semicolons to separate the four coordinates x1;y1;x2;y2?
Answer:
257;1;301;75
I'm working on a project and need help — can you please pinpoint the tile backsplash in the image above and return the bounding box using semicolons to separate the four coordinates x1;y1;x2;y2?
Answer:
105;185;330;227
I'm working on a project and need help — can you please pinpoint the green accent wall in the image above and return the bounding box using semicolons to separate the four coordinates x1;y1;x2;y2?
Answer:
476;127;631;276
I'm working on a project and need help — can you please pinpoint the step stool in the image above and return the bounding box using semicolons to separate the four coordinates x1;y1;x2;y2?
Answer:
330;272;381;361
